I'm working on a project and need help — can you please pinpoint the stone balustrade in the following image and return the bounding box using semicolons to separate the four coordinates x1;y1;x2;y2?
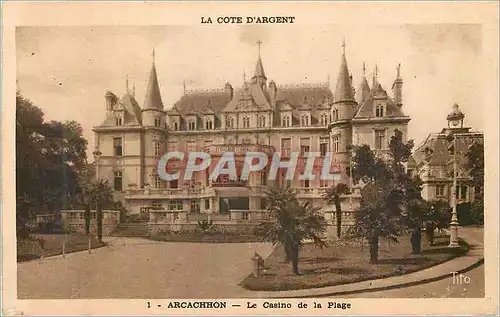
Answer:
125;187;216;199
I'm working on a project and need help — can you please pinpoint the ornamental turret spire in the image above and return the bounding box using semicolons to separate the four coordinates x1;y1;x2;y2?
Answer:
143;48;163;110
252;40;267;90
333;40;355;103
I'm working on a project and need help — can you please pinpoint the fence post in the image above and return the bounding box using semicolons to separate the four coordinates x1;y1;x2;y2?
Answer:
88;228;92;254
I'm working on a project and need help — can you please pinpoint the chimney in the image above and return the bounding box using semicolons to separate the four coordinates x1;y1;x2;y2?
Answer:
105;91;117;113
224;82;234;100
268;80;277;107
392;63;403;107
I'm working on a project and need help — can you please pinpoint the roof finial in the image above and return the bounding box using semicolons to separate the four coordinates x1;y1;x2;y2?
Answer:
256;40;262;58
327;73;330;85
373;64;379;85
132;80;136;97
362;62;366;76
243;70;246;84
126;74;129;93
152;47;155;64
342;37;346;55
397;63;401;78
183;80;186;95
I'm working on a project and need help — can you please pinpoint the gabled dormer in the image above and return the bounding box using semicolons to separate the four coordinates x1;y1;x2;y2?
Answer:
167;105;181;131
185;106;198;131
202;103;215;130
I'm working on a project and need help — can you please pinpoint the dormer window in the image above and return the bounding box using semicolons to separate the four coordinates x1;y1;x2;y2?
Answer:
301;114;309;126
259;115;266;127
205;118;213;130
116;116;123;126
282;115;291;127
320;113;328;125
188;119;196;130
376;104;385;117
154;117;161;127
243;116;250;128
226;116;235;129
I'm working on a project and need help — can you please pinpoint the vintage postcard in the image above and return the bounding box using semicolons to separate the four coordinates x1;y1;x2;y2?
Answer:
2;1;499;316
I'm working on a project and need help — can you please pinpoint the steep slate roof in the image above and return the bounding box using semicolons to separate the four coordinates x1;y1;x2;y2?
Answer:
143;62;163;110
356;76;371;104
100;92;142;126
275;85;333;109
413;132;483;167
171;90;231;115
223;83;271;112
252;57;267;79
334;54;355;103
354;83;406;119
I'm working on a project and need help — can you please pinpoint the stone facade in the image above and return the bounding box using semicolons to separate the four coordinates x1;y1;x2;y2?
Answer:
413;105;483;206
92;43;411;236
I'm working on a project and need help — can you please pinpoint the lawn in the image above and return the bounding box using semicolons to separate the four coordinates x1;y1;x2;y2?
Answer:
241;235;469;291
17;233;105;262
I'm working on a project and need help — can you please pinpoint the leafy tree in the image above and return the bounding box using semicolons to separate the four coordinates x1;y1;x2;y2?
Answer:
255;187;327;274
465;142;484;225
323;183;350;238
16;91;89;230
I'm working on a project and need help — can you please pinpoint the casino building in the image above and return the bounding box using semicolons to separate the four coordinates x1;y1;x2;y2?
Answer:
92;41;411;234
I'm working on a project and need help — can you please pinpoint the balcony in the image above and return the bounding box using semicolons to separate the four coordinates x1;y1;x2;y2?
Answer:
125;187;216;199
295;187;328;198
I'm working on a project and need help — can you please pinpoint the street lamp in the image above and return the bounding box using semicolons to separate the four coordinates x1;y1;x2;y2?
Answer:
90;149;102;253
92;149;102;181
445;104;465;248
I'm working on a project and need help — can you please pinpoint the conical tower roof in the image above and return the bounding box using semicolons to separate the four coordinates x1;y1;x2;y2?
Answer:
334;52;355;103
253;57;267;79
356;63;371;104
143;51;163;110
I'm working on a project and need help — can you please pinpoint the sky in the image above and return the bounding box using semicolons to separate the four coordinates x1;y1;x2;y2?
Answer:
16;24;483;160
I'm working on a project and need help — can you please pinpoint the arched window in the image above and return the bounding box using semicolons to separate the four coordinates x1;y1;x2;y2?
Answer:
226;116;235;129
376;104;384;117
188;119;196;130
333;109;339;121
282;115;291;127
243;116;250;128
259;115;266;127
320;113;328;125
205;118;213;130
301;114;309;126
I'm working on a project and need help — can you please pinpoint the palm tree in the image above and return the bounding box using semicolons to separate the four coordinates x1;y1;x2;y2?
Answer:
255;187;327;274
404;198;429;254
351;182;403;263
323;183;350;238
424;200;451;246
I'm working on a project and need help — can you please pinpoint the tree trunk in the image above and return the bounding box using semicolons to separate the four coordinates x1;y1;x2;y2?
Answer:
84;204;91;234
335;196;342;238
425;223;434;246
411;227;422;254
96;201;103;242
291;245;300;275
369;233;379;264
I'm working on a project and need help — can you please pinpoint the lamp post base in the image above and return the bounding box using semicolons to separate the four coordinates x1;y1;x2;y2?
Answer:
448;225;460;248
